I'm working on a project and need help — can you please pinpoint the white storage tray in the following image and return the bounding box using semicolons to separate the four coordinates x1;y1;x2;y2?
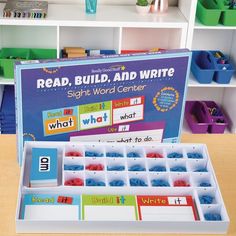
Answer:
16;142;229;234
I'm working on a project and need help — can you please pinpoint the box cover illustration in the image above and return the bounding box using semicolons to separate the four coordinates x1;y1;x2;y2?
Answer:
15;50;191;164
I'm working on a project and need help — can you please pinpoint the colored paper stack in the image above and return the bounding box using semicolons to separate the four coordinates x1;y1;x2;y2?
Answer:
0;86;16;134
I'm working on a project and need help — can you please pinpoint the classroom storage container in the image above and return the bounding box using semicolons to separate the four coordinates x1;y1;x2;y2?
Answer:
191;51;215;84
29;49;57;60
203;101;228;133
191;50;235;84
0;48;57;79
185;101;211;133
0;48;30;78
185;101;228;134
196;0;222;26
209;50;235;84
216;0;236;26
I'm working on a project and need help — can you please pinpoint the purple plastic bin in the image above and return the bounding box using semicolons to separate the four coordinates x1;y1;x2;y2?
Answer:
185;101;211;133
185;101;228;134
210;117;227;133
203;101;228;133
204;101;222;116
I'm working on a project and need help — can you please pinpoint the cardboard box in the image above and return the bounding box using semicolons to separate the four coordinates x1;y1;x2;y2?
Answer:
15;50;191;164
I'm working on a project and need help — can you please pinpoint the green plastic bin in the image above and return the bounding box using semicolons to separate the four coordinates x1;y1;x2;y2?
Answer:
0;48;57;79
29;49;57;60
0;48;30;78
197;0;222;26
216;0;236;26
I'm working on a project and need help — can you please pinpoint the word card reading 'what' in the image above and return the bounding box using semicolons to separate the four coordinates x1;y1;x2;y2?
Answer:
112;97;144;124
79;101;111;130
43;106;78;136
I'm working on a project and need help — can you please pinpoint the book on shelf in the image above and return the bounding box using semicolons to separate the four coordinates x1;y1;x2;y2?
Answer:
63;47;86;53
3;0;48;19
62;47;87;58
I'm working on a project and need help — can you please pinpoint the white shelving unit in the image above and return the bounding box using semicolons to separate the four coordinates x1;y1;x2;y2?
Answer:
0;77;14;85
189;73;236;88
0;0;236;133
186;0;236;134
194;18;236;30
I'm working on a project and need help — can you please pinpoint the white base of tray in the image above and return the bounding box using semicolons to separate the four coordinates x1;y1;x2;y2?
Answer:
16;220;228;234
16;141;229;234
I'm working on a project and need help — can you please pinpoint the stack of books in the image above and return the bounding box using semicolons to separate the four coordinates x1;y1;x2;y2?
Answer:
0;86;16;134
62;47;117;58
3;0;48;19
62;47;87;58
86;49;117;56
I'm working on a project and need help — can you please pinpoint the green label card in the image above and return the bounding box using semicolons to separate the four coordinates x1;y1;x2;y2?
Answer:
82;195;138;221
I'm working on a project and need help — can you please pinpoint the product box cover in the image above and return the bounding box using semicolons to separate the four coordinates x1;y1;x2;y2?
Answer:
15;49;191;164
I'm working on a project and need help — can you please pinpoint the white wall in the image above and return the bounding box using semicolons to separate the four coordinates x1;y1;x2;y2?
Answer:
223;88;236;133
229;30;236;62
192;29;234;54
187;88;224;104
1;26;57;48
0;0;178;5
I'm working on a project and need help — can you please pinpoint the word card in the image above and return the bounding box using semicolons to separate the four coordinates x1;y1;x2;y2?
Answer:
43;106;78;136
21;194;81;220
43;96;145;136
137;196;198;221
30;148;58;187
112;97;144;124
82;195;138;221
70;121;165;143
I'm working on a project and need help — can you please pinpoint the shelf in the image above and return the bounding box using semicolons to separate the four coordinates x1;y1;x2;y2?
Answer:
194;18;236;30
0;4;188;28
0;77;14;85
182;119;231;134
188;73;236;88
0;0;235;137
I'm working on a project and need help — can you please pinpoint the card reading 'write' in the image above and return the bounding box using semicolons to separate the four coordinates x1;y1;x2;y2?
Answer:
137;196;199;221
